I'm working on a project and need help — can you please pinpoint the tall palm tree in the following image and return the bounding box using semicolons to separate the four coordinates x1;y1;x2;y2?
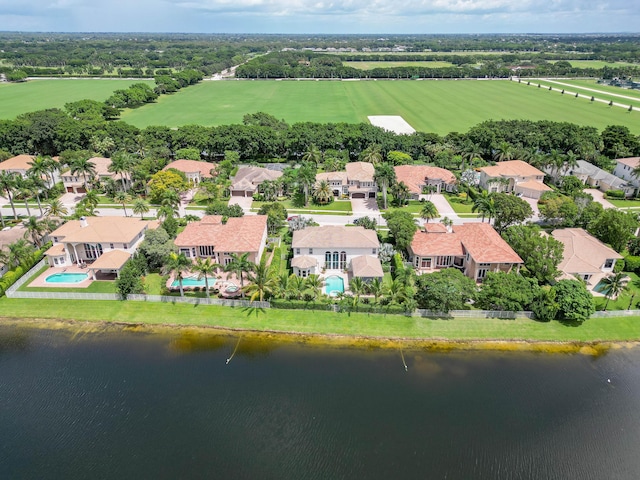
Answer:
243;261;276;302
70;156;97;190
15;176;33;217
23;216;49;248
109;151;134;192
366;278;384;305
600;272;629;311
132;198;150;219
83;189;100;211
312;180;332;205
297;163;317;207
160;189;181;217
360;144;383;165
27;155;55;190
461;141;484;169
113;191;130;217
493;141;514;162
27;173;46;216
472;191;496;223
391;181;411;207
420;200;438;223
304;274;325;300
286;274;304;300
349;277;366;308
0;239;35;269
301;144;323;167
0;171;19;220
193;257;219;299
45;199;68;218
161;252;191;298
224;252;255;296
374;162;396;210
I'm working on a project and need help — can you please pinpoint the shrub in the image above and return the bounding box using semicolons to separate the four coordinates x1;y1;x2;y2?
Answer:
391;253;405;280
623;256;640;273
605;189;625;199
271;299;331;310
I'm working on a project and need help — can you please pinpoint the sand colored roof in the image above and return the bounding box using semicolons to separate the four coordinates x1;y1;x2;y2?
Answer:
552;228;623;274
175;215;267;253
316;171;348;185
616;157;640;169
45;243;66;256
49;217;151;244
411;222;522;264
164;159;217;178
291;255;317;269
394;165;456;194
480;160;544;178
345;162;375;182
90;250;131;270
351;255;383;278
292;226;379;249
231;166;282;191
0;155;35;172
514;180;552;191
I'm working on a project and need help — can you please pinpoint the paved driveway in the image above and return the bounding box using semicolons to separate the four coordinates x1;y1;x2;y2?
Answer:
228;195;254;212
351;197;380;216
585;189;616;210
425;194;457;219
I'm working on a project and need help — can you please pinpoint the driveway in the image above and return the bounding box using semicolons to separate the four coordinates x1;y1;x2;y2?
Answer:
351;197;380;217
521;196;540;221
425;194;458;219
228;195;254;212
585;189;616;210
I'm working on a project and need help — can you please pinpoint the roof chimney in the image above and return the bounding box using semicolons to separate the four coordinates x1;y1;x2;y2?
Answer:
80;216;88;228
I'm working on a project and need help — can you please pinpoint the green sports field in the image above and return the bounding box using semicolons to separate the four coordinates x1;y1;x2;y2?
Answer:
529;79;640;109
344;61;454;69
0;79;154;119
120;79;640;135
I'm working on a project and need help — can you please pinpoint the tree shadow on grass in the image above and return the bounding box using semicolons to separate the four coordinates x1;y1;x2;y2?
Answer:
241;306;266;319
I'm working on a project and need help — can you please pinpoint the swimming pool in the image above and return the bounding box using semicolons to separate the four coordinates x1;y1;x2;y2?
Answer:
172;277;216;288
45;273;89;284
325;275;344;296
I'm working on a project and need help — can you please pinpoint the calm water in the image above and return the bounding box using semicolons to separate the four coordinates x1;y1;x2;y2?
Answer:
1;326;640;479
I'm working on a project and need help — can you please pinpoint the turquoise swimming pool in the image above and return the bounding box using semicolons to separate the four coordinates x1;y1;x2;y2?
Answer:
325;275;344;296
172;277;216;288
45;273;89;284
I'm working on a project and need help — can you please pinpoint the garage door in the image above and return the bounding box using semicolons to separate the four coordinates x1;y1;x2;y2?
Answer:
352;193;365;199
231;190;245;197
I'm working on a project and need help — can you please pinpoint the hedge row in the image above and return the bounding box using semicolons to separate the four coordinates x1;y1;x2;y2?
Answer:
268;247;282;278
0;244;50;296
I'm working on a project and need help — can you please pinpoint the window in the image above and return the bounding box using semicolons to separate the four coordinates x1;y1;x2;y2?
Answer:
436;256;453;267
372;248;377;255
296;248;300;255
421;258;432;268
309;248;313;255
110;243;114;249
477;268;489;281
340;251;347;270
604;259;614;269
199;245;215;257
180;248;191;258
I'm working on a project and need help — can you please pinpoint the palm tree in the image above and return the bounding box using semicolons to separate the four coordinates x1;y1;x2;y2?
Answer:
83;189;100;211
0;239;35;269
391;181;411;207
69;156;97;190
132;198;150;219
160;189;181;217
493;141;514;162
384;278;409;305
193;257;219;299
45;199;68;218
113;191;130;217
304;274;325;300
420;200;439;223
27;173;46;216
312;180;332;205
472;191;496;223
0;171;19;220
161;252;191;298
374;162;396;210
297;163;317;207
109;151;134;192
600;272;629;311
23;216;49;248
243;261;276;302
275;272;289;299
286;274;304;300
366;278;384;305
15;176;33;217
301;144;323;167
224;252;255;296
360;144;383;165
27;155;55;190
349;277;366;308
461;141;484;169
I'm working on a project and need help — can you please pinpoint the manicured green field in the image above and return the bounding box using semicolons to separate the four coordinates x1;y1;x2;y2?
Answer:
1;297;639;342
120;80;640;135
0;79;154;119
344;61;453;70
530;79;640;108
549;60;640;68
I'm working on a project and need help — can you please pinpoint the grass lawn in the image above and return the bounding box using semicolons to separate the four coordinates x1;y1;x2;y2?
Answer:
593;272;640;311
0;79;154;120
18;266;118;293
444;198;476;214
252;199;353;214
606;199;640;209
119;80;640;135
1;296;639;342
528;79;640;109
344;61;454;70
549;60;640;69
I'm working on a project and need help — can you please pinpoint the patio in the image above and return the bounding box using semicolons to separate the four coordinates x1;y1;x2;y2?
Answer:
28;264;116;289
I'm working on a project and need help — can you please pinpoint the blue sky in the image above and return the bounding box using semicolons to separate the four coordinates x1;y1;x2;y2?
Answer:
1;0;639;33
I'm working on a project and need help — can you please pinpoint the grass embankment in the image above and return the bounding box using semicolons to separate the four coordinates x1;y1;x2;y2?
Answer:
1;297;639;343
120;80;640;135
0;79;154;120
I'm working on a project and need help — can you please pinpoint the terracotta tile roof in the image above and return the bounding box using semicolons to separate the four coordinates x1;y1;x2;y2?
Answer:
0;154;35;172
345;162;375;182
424;223;448;233
175;215;267;253
164;159;217;178
49;217;152;244
411;222;522;264
231;166;282;191
292;226;379;249
552;228;623;274
291;255;317;268
351;255;383;278
480;160;544;178
514;180;552;191
616;157;640;169
90;250;131;270
394;165;456;194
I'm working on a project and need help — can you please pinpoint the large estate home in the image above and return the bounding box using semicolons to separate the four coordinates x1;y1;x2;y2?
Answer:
45;216;156;278
291;226;383;281
567;160;635;197
0;154;60;182
230;166;282;197
163;159;217;185
408;222;523;282
61;157;128;193
174;215;268;265
478;160;551;199
394;165;457;199
315;162;377;199
612;157;640;191
551;228;623;290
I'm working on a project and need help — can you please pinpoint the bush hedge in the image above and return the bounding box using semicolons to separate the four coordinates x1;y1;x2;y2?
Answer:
0;243;50;296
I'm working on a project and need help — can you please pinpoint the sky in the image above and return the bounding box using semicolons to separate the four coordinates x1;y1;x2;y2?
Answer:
1;0;639;34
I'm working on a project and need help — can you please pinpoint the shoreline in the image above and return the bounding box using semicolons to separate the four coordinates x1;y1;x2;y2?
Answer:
3;316;638;355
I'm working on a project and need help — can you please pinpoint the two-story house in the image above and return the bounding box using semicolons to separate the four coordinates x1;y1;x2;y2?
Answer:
566;160;635;197
394;165;457;199
479;160;551;199
163;159;217;185
408;222;523;282
315;162;377;199
612;157;640;191
0;154;60;185
61;157;129;193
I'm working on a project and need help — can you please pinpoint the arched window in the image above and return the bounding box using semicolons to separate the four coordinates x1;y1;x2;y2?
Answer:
340;251;347;269
332;251;339;269
325;251;331;269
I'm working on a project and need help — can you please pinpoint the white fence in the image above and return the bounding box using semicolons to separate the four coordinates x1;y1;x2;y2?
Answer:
414;309;535;319
591;310;640;318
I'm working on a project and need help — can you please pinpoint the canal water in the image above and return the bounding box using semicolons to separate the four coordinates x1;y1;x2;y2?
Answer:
1;325;640;479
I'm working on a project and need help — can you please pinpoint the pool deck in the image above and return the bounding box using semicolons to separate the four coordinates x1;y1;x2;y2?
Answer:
166;269;243;296
28;265;97;288
322;271;349;296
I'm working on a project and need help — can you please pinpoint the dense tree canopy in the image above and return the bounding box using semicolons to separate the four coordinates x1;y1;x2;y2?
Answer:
414;268;477;312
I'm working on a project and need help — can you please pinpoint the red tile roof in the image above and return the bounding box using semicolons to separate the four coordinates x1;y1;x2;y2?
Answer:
164;159;217;178
175;215;267;253
480;160;544;178
394;165;456;194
